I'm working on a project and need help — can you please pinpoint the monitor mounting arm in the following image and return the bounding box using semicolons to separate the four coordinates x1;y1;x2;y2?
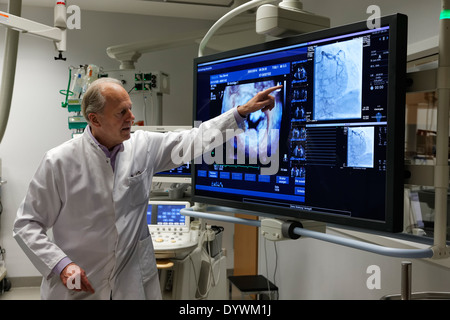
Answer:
0;0;68;144
106;0;330;69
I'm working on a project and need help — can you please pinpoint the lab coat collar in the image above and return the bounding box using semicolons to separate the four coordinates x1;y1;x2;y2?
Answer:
84;126;124;173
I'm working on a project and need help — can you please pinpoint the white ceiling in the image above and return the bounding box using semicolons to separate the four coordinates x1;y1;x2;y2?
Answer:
0;0;253;20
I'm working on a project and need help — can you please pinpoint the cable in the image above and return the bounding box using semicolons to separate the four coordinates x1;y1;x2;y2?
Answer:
59;67;73;108
127;85;136;94
273;241;278;284
143;94;148;125
263;238;271;299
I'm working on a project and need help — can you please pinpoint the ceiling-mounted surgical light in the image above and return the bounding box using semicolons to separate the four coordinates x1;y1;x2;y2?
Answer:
107;0;331;68
256;0;330;37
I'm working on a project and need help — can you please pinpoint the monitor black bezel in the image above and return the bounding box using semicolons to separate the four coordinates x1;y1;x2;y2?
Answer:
192;14;407;233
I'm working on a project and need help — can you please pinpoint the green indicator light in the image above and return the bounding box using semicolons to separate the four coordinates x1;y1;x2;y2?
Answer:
440;9;450;19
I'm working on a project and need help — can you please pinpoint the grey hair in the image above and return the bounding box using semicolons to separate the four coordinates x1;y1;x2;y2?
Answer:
81;77;123;123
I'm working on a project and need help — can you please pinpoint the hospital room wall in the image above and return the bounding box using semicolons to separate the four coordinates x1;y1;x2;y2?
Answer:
0;6;212;278
0;0;449;299
257;0;450;300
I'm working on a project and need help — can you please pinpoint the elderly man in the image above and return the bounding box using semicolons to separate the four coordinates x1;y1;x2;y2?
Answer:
13;77;281;299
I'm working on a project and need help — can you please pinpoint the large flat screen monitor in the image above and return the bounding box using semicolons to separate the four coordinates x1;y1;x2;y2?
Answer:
192;14;407;233
154;163;191;178
132;126;192;183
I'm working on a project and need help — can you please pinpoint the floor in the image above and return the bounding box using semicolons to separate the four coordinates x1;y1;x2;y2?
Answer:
0;286;40;300
0;285;267;300
0;286;242;300
0;283;257;300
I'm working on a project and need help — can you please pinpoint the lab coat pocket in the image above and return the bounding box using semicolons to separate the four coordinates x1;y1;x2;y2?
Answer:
128;169;150;206
137;234;157;282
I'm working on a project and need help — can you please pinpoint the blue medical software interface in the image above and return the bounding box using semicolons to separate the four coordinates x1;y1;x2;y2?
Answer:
147;204;186;225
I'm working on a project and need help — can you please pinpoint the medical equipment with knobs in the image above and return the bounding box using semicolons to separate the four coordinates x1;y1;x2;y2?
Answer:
0;1;67;59
0;158;9;295
0;0;69;144
102;69;170;126
106;0;330;69
381;261;450;300
147;201;197;259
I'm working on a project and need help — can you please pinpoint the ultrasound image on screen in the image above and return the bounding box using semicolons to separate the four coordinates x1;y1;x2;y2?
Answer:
221;81;283;165
347;126;374;168
314;38;363;120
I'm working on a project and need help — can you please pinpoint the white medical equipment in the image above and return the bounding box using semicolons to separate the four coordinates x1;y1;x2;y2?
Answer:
162;237;227;300
104;69;170;126
197;0;330;56
147;201;197;259
61;65;99;137
0;0;68;144
132;125;192;188
184;1;450;263
0;1;67;55
62;66;171;135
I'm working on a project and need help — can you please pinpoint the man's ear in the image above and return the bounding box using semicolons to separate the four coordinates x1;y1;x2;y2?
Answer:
88;113;101;127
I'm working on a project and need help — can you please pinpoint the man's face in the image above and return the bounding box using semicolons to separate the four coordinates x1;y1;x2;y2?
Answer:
89;83;135;149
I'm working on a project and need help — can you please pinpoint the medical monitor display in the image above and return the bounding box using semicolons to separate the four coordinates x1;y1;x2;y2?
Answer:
193;14;407;232
147;203;188;226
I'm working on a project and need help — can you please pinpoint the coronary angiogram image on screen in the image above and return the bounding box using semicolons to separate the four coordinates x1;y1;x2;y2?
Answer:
221;81;283;164
347;126;374;168
314;38;363;121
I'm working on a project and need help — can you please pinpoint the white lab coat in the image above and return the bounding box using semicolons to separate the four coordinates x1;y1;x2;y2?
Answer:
13;109;239;300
